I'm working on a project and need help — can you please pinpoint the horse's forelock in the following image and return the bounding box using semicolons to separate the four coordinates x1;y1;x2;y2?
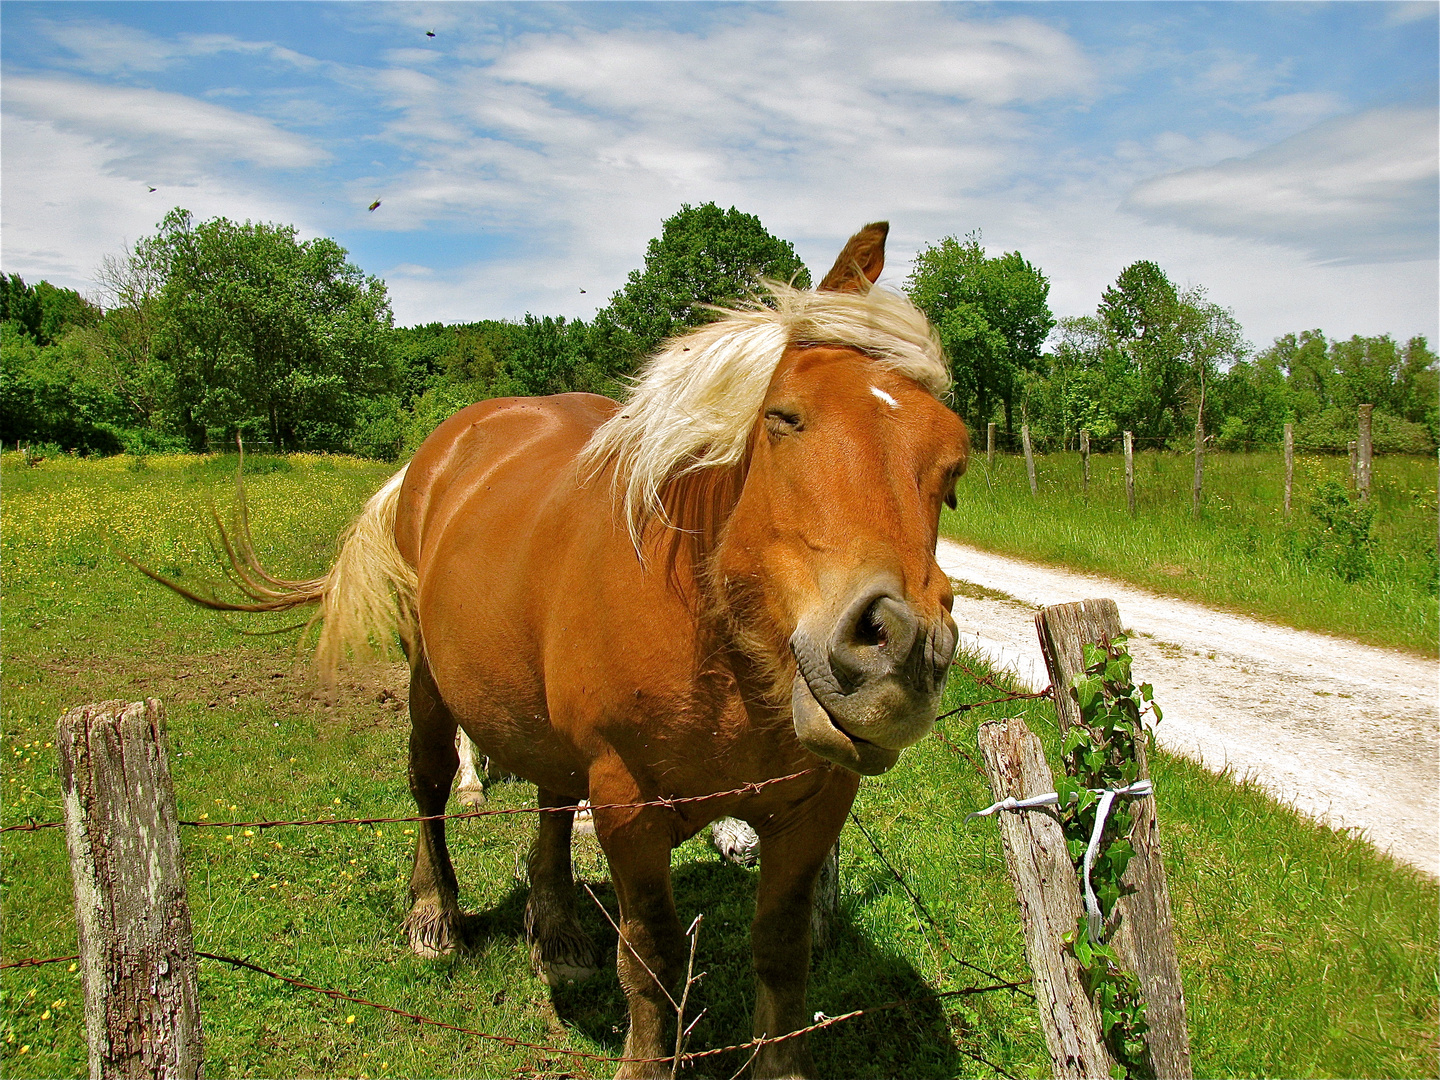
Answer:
578;282;949;551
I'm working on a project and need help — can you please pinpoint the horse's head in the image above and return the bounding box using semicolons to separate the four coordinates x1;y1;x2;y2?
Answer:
714;224;969;775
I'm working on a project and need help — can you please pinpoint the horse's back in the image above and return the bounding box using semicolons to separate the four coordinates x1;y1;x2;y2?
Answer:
396;393;617;572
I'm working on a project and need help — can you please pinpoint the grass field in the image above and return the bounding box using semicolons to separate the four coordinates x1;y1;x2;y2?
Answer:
2;453;1436;1078
943;449;1439;655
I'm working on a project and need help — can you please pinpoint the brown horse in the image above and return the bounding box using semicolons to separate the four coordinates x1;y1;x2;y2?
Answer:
160;223;968;1078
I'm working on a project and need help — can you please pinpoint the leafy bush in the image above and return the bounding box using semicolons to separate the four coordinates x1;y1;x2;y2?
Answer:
1293;407;1434;454
1300;477;1377;582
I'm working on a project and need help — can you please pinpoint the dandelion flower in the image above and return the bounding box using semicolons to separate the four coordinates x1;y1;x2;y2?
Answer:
346;1015;355;1024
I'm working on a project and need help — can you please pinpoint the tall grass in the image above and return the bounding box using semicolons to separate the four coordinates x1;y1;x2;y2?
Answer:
2;453;1435;1078
944;449;1438;654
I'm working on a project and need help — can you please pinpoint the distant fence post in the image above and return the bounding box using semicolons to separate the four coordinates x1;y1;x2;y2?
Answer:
1080;429;1090;494
977;718;1115;1079
987;422;996;469
1124;431;1135;516
1348;440;1358;485
1035;601;1193;1080
58;699;203;1080
1283;423;1294;518
1357;404;1373;503
1022;424;1038;496
1191;415;1204;520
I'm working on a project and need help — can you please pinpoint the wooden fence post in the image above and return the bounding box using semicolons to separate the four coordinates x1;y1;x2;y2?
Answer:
57;699;203;1080
1080;429;1090;494
1348;440;1358;485
1124;432;1135;517
1191;415;1204;520
987;422;997;469
1357;404;1373;502
1283;423;1294;518
977;718;1115;1080
1035;602;1192;1080
1023;424;1038;496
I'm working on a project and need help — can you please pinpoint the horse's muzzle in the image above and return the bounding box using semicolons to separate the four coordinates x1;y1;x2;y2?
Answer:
789;576;958;775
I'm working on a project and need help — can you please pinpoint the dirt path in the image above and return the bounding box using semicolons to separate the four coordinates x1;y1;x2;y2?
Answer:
935;538;1439;877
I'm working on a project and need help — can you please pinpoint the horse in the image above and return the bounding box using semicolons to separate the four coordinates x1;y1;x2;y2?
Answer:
152;222;968;1078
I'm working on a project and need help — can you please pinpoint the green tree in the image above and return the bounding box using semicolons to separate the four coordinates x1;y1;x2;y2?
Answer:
597;203;811;372
146;209;396;451
906;234;1054;438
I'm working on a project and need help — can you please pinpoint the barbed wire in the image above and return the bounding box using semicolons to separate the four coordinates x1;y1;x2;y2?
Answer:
0;954;78;970
0;770;822;834
196;949;1022;1076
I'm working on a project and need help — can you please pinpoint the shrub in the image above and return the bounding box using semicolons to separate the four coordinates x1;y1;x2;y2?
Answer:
1293;407;1434;454
1301;478;1376;582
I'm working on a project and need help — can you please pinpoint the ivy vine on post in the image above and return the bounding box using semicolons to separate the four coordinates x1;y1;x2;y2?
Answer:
1035;598;1193;1080
1056;636;1160;1078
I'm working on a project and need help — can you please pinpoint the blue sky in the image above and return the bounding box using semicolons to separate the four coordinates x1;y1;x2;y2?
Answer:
2;1;1436;347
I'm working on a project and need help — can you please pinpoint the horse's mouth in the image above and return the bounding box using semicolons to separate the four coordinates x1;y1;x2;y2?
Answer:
790;671;902;776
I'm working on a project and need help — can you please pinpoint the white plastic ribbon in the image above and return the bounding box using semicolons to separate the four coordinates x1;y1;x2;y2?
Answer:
968;779;1153;942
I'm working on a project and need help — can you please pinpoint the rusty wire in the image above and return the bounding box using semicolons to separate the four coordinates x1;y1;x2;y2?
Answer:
0;954;78;970
196;949;1022;1076
0;769;822;834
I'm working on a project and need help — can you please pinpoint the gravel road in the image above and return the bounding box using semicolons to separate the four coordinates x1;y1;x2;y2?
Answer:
935;538;1439;877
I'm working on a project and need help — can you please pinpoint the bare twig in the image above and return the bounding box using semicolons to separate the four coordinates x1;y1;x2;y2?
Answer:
672;913;704;1079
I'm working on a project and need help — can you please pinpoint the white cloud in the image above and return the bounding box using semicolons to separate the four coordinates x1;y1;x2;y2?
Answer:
0;116;319;291
3;75;327;176
1122;106;1438;263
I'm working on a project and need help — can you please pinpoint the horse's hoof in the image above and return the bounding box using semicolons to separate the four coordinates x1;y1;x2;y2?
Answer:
711;816;760;867
526;912;603;986
403;905;463;958
573;799;596;838
537;956;600;987
456;785;486;808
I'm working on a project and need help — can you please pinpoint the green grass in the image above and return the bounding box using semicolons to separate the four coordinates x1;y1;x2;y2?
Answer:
2;452;1436;1077
944;449;1439;655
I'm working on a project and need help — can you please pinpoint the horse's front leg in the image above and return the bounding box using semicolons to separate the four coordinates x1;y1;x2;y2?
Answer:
593;805;686;1080
401;657;465;957
750;783;855;1079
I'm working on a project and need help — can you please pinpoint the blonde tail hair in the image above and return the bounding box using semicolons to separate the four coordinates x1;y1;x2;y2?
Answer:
129;464;419;685
313;465;419;682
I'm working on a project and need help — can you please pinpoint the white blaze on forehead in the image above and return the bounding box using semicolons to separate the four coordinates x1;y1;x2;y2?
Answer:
870;385;900;409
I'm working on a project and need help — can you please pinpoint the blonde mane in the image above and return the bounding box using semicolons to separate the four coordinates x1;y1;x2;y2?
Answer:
578;280;950;549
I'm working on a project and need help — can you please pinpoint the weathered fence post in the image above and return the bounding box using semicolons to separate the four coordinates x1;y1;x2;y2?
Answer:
1357;404;1373;503
977;718;1115;1080
1124;431;1136;517
1080;429;1090;494
811;841;840;953
57;699;203;1080
1283;423;1294;518
987;422;997;469
1191;415;1204;520
1348;440;1358;485
1022;424;1038;496
1035;601;1192;1080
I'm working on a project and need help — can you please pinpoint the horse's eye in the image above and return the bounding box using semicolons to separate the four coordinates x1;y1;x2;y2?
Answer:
764;409;803;437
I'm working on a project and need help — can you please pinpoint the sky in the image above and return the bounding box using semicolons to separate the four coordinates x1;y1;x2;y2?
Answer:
2;1;1436;350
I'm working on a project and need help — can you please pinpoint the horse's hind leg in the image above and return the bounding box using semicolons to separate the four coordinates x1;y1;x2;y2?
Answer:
454;729;486;807
401;656;465;957
525;789;602;986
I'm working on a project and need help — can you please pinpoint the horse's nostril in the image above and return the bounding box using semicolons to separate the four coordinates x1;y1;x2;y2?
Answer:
856;601;888;649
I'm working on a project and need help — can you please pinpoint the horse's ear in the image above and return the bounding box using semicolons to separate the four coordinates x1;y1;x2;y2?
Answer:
818;221;889;292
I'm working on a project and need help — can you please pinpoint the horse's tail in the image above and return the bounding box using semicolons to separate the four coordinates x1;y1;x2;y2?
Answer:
313;465;419;681
130;464;419;684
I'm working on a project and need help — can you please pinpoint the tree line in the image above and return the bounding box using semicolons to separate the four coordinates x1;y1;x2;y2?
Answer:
3;202;1435;459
